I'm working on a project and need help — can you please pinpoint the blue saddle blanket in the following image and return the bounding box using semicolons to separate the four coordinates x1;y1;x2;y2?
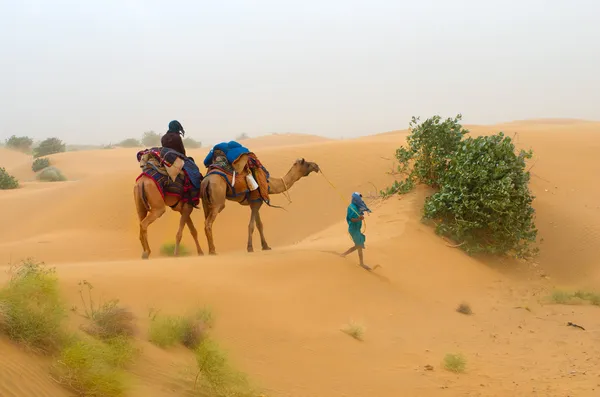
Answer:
203;141;250;168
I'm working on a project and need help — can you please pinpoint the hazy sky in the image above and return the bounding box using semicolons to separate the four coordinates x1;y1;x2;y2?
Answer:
1;0;599;146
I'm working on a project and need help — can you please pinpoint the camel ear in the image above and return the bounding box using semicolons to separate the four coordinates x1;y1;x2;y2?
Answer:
301;158;305;164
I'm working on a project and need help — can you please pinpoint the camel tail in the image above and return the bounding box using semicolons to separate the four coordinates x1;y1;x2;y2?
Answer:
139;182;150;211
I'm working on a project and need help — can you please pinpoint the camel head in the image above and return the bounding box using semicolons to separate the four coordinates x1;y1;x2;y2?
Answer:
293;158;320;177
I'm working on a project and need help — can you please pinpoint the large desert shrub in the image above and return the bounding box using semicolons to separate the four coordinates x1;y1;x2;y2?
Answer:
0;259;68;353
141;131;161;147
423;133;538;258
183;137;202;148
32;157;51;172
37;166;67;182
117;138;141;148
0;167;19;189
33;137;66;158
382;115;538;259
5;135;33;152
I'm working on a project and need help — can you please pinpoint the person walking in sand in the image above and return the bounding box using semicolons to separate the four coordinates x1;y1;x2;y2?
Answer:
341;192;372;271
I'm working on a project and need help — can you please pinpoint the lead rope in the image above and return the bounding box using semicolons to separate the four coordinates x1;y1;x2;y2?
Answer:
319;169;367;234
281;177;292;204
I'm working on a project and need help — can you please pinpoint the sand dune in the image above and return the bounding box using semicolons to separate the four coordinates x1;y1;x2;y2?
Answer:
1;122;600;396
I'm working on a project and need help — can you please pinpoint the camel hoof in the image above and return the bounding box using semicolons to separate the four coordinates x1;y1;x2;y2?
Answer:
142;252;150;260
247;247;254;253
209;251;217;256
197;252;204;256
262;246;272;251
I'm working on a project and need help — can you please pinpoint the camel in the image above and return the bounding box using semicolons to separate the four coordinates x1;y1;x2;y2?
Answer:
133;175;204;259
200;157;320;255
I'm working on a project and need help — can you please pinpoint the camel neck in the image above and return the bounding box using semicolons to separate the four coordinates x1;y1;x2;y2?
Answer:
269;168;300;194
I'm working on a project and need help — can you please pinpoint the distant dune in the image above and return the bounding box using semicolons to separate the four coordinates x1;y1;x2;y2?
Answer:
1;119;600;397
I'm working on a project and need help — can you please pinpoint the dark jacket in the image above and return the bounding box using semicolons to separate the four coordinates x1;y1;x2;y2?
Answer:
161;132;186;156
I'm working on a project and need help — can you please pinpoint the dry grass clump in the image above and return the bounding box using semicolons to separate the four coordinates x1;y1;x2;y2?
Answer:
341;321;365;341
456;302;472;315
443;353;466;373
0;259;68;353
74;280;137;340
52;335;138;397
149;307;214;349
160;242;190;257
550;290;600;306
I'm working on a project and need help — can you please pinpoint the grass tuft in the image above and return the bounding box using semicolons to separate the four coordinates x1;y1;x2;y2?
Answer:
0;259;68;353
550;290;600;306
160;242;190;257
456;302;472;315
443;353;466;373
341;321;365;341
52;335;138;397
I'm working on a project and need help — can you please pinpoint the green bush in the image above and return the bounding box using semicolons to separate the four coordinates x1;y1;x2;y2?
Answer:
32;157;51;172
37;166;67;182
0;259;68;353
52;335;137;397
382;114;538;259
33;137;66;158
0;167;19;189
5;135;33;152
423;133;538;258
160;242;190;257
117;138;141;148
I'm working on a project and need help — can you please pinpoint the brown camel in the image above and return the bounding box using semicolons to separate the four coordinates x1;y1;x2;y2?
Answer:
200;158;320;255
133;175;204;259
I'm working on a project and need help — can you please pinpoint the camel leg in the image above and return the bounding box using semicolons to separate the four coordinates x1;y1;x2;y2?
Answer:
134;186;150;257
254;207;271;251
247;207;258;253
174;204;191;257
185;209;204;256
204;207;220;255
140;206;166;259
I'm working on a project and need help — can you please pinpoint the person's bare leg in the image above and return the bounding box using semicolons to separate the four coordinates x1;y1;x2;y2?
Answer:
341;246;357;257
357;247;371;271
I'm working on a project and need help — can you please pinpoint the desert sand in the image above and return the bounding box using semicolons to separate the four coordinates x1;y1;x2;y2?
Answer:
1;119;600;396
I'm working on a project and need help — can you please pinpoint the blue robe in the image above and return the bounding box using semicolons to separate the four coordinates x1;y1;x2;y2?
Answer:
347;203;366;248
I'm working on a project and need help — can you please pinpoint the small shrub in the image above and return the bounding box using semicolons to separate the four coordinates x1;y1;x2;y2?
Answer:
341;321;365;341
75;280;136;340
33;137;66;158
32;157;51;172
191;338;257;397
0;167;19;189
160;242;190;257
443;353;466;373
0;259;68;353
37;166;67;182
5;135;33;152
52;335;137;397
456;303;472;315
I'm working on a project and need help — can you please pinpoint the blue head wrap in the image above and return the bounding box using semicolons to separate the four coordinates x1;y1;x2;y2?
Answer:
351;192;371;215
168;120;185;136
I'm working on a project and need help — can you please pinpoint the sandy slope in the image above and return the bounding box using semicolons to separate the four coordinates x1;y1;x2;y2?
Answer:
1;120;600;397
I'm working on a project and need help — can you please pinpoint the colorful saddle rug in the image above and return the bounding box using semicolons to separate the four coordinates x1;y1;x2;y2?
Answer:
136;147;203;207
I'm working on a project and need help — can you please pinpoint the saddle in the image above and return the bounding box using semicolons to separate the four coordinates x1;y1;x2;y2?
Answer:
136;147;202;207
206;152;270;204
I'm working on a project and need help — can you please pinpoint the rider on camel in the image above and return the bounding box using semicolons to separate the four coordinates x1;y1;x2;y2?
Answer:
161;120;187;156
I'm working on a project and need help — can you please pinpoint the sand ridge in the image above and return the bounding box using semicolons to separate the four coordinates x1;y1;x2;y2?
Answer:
1;120;600;396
